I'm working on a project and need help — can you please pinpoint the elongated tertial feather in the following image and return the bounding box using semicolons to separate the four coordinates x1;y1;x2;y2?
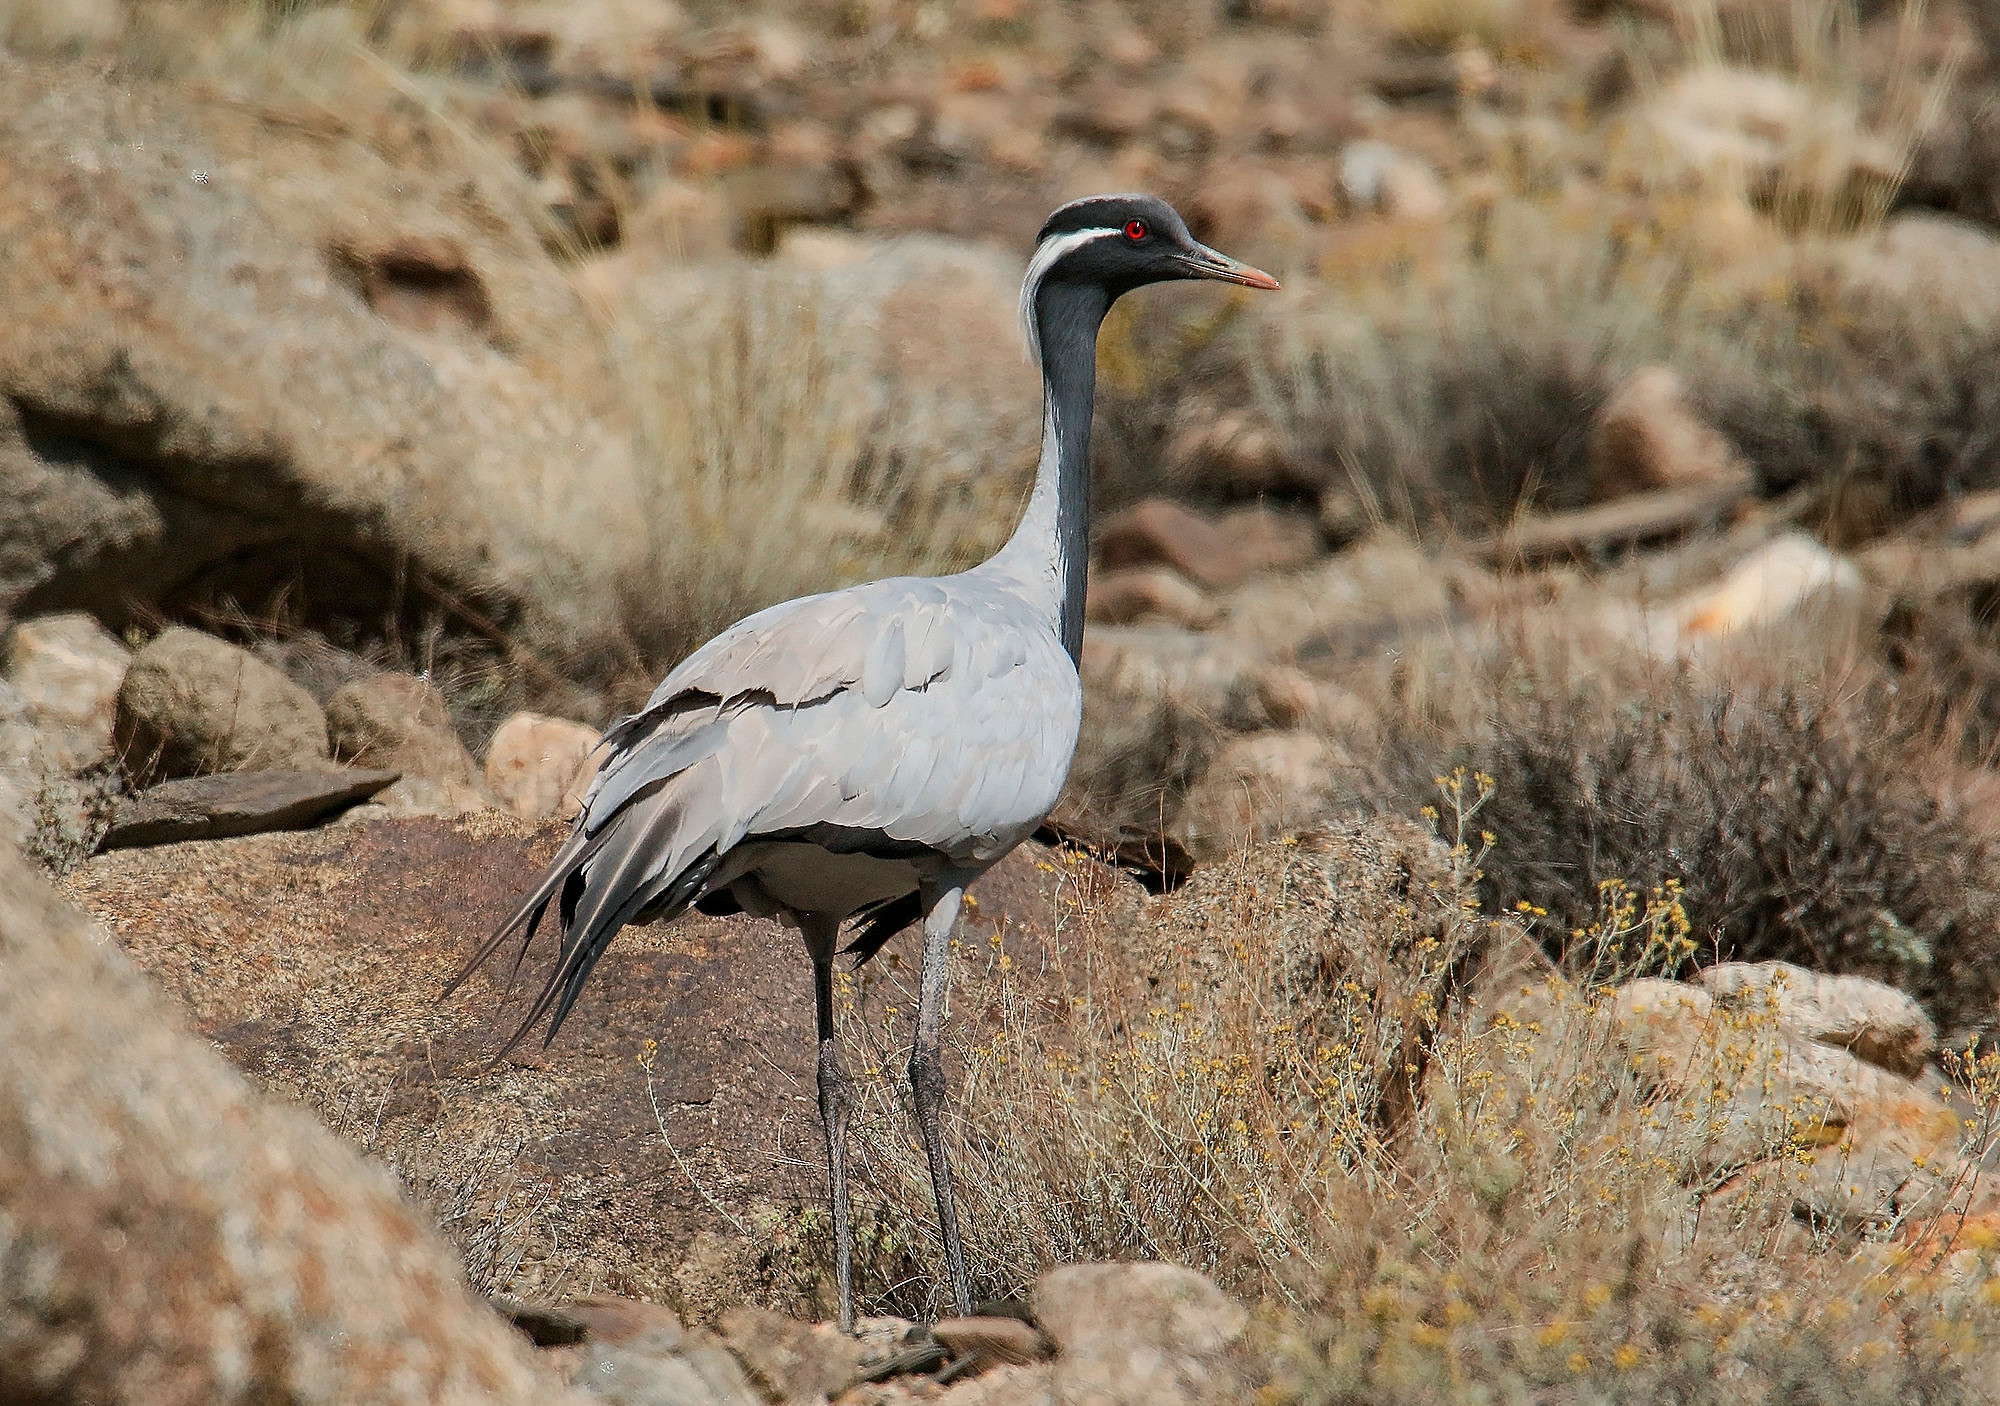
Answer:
440;822;611;1003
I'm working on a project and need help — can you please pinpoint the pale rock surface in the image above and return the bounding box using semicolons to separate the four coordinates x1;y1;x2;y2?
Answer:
560;1298;761;1406
113;628;330;783
0;62;633;701
1675;533;1865;637
1339;139;1448;220
1619;532;1865;658
1172;729;1346;861
1609;976;1968;1225
0;843;580;1406
325;673;493;818
1219;533;1458;661
716;1302;868;1401
1035;1263;1251;1406
0;678;45;848
3;611;129;770
1215;505;1323;576
1819;211;2000;337
936;1362;1057;1404
1696;960;1936;1077
1587;366;1751;504
485;710;603;820
1623;67;1902;219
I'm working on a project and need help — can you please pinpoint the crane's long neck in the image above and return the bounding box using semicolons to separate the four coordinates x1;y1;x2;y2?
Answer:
988;278;1110;665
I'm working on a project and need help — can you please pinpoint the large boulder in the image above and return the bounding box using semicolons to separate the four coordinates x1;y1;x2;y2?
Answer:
0;60;631;705
113;628;330;782
0;843;577;1405
1606;976;1973;1227
1694;960;1936;1077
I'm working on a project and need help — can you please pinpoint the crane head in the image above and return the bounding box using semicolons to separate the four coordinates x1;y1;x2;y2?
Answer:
1030;193;1281;297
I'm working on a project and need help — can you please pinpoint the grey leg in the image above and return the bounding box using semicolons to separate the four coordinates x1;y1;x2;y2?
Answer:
802;914;855;1333
911;878;973;1317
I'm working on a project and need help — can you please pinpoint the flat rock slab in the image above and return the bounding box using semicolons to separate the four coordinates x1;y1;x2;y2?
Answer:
64;815;1122;1312
102;769;400;849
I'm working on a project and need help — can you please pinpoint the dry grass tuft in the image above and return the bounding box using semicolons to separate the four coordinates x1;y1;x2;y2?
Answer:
592;263;1028;681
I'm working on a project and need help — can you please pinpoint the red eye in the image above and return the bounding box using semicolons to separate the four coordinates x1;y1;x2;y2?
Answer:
1124;219;1148;241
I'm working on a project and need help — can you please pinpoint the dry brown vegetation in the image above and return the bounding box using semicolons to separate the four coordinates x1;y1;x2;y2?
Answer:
840;808;2000;1402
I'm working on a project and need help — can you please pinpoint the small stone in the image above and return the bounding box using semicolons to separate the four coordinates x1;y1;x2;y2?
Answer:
716;1303;867;1401
4;612;130;770
113;629;330;784
1316;485;1368;548
1085;567;1215;628
100;769;400;850
1587;366;1752;504
1096;499;1248;590
325;674;492;818
1034;1263;1249;1406
931;1315;1054;1366
1671;533;1865;644
1214;506;1322;576
484;712;603;820
1338;139;1446;220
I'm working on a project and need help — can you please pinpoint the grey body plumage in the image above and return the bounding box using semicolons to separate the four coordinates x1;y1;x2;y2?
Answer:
449;193;1277;1329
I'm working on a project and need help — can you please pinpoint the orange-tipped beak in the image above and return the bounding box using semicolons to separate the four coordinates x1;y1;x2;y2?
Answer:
1176;246;1282;291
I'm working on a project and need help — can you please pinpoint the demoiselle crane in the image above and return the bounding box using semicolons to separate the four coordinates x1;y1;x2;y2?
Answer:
449;194;1279;1329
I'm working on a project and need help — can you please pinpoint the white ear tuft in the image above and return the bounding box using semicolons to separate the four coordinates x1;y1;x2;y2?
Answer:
1017;228;1120;367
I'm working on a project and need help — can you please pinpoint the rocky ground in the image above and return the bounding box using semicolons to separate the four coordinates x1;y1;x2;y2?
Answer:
11;0;2000;1401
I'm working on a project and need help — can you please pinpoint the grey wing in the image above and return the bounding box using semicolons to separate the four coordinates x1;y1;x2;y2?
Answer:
735;611;1081;860
447;575;1080;1053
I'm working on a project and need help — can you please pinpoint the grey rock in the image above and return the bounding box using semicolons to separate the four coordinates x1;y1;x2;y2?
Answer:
0;843;580;1405
561;1298;763;1406
114;628;329;783
3;611;129;770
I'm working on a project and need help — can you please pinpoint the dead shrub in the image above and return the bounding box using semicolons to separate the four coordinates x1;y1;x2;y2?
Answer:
1378;664;2000;1043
